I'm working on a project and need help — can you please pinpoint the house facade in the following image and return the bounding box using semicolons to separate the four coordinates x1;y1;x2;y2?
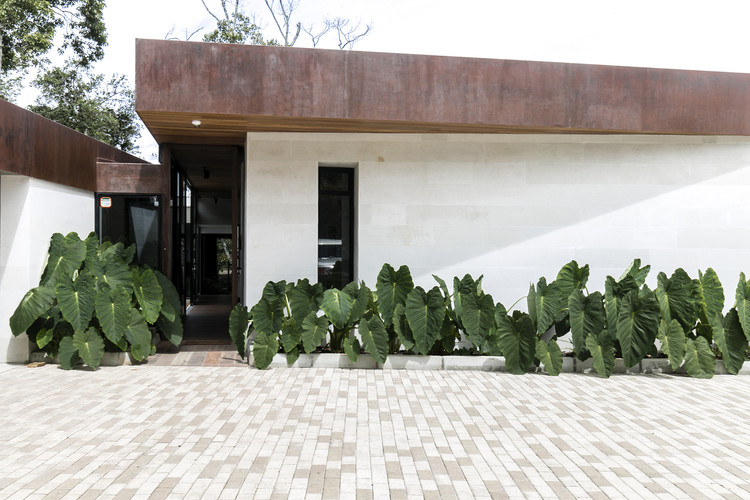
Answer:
2;39;750;362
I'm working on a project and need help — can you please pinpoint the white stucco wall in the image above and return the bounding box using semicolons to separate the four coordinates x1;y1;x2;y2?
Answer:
0;176;94;363
245;133;750;309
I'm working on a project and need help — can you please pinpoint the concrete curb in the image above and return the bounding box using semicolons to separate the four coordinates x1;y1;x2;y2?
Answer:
248;352;750;375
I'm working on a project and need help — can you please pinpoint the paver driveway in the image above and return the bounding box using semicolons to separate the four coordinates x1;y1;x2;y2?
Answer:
0;363;749;499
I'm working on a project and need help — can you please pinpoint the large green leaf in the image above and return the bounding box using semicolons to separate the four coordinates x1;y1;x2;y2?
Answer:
656;319;686;371
280;318;302;353
36;328;53;349
94;287;132;344
712;309;747;375
100;250;133;291
123;309;152;362
556;260;590;300
156;314;183;348
40;232;85;286
343;281;371;326
495;311;536;375
454;274;483;324
585;332;615;378
301;312;330;353
432;274;451;303
359;315;389;364
132;268;163;324
58;336;79;370
527;282;538;327
9;286;57;336
343;337;361;363
289;279;323;320
320;288;353;330
376;264;414;327
155;270;181;323
536;339;563;376
684;336;715;379
568;291;605;361
533;277;562;335
228;304;250;358
735;273;750;337
253;331;279;369
656;269;697;330
459;292;496;349
72;327;105;369
251;297;284;335
698;268;724;325
620;258;651;287
405;286;446;355
392;303;415;352
83;232;104;277
604;274;638;334
56;273;95;333
262;280;286;304
616;288;660;368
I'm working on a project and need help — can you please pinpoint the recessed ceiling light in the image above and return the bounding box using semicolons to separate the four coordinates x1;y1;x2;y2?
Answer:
192;120;202;127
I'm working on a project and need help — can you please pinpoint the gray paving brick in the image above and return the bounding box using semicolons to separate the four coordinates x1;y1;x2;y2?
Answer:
2;365;750;498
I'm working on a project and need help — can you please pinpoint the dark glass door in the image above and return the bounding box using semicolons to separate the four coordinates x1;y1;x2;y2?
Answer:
96;194;161;270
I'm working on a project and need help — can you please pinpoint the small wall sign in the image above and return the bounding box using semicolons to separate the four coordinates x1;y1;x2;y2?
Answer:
100;197;112;208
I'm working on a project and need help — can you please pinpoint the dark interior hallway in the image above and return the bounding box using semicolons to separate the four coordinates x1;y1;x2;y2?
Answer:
182;294;234;344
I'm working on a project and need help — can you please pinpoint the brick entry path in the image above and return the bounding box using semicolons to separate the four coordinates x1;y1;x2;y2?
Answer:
1;364;749;499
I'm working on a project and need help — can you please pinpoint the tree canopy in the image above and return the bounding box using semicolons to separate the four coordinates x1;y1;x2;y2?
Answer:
199;0;371;49
29;64;140;153
0;0;107;74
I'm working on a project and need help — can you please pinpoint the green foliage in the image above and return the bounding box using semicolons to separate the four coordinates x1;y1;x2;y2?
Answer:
376;264;413;327
556;261;590;300
72;327;104;369
616;287;660;368
586;332;616;378
657;319;686;371
234;260;750;378
8;232;182;369
358;316;389;364
253;331;279;369
712;309;747;375
495;310;535;375
684;337;715;379
95;287;131;345
203;12;275;45
320;288;353;331
405;286;446;355
301;312;329;354
228;304;250;358
0;0;107;74
9;286;56;336
536;338;563;376
568;291;605;361
735;273;750;337
29;64;140;153
132;268;163;324
655;269;698;331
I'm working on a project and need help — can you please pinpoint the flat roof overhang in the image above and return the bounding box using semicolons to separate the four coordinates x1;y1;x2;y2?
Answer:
135;39;750;145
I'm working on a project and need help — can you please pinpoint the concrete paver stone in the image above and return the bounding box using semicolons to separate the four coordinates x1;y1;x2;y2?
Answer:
0;364;749;499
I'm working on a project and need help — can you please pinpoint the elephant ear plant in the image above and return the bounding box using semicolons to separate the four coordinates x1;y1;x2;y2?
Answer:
9;232;183;369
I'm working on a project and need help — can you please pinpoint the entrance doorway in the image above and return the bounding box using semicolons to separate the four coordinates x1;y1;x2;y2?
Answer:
200;234;232;294
167;145;243;344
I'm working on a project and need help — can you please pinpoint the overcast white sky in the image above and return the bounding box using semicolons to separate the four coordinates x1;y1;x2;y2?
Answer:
30;0;750;160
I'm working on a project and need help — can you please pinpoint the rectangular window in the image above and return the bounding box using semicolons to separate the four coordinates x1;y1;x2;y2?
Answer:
318;166;355;289
96;194;161;270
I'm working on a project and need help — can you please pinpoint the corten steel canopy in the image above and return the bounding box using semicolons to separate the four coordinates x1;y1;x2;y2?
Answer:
0;99;147;192
135;39;750;145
